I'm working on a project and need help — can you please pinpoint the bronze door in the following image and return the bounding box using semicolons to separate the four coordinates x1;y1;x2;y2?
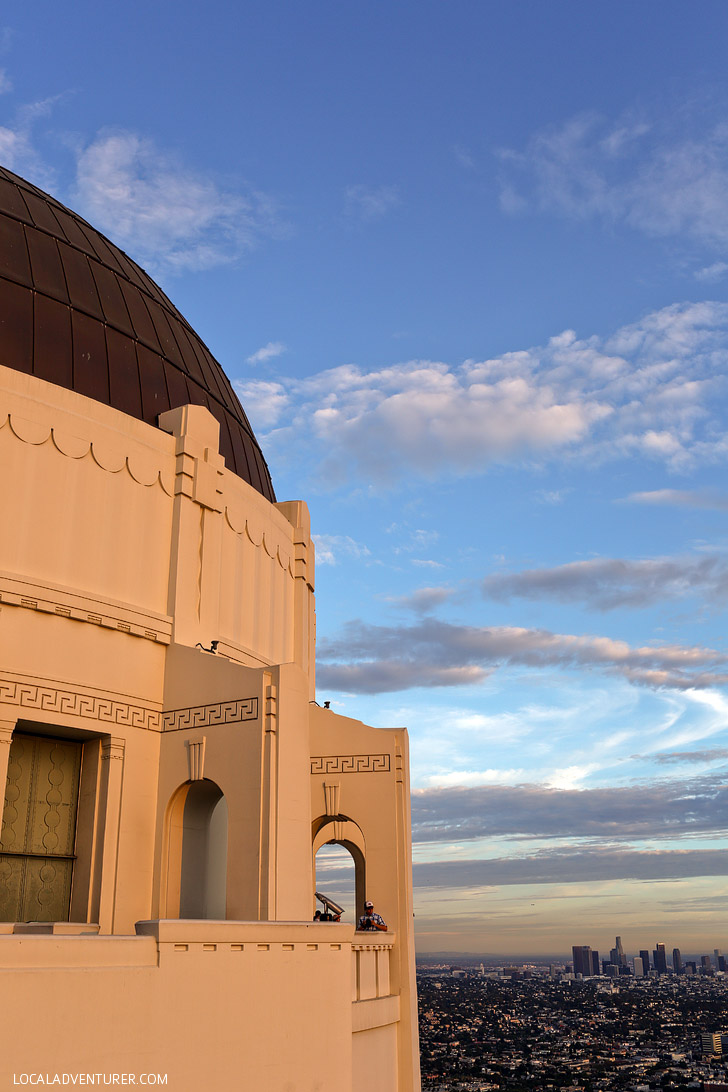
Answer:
0;733;82;922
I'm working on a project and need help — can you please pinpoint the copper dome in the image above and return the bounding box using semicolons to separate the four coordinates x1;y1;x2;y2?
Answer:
0;165;274;501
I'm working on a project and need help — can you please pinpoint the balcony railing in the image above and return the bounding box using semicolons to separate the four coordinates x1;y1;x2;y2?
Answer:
351;931;395;1001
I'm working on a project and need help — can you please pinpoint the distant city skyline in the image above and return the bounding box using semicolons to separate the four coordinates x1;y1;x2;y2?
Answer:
569;935;726;975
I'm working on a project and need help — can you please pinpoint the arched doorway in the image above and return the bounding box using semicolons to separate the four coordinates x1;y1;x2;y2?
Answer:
167;780;228;919
312;816;366;924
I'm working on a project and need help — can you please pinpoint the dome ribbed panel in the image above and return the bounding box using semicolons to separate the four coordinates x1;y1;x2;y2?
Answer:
0;166;275;502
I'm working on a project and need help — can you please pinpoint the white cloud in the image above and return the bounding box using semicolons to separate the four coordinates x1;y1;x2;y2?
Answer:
237;301;728;485
499;110;728;249
235;379;289;428
0;93;61;190
545;763;600;790
344;184;399;221
454;145;475;169
695;261;728;282
425;769;526;787
312;534;370;566
0;69;12;94
74;130;279;275
246;341;286;365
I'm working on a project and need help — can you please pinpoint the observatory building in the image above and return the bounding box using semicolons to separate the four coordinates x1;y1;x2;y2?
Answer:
0;166;420;1091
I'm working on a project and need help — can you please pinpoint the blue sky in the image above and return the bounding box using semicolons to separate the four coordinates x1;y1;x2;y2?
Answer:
5;0;728;955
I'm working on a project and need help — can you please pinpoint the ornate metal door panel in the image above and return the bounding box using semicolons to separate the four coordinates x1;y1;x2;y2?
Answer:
0;734;82;922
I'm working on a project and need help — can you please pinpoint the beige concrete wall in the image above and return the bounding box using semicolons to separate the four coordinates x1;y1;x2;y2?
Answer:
0;365;319;934
0;365;315;680
352;1026;399;1092
0;362;419;1091
0;922;354;1092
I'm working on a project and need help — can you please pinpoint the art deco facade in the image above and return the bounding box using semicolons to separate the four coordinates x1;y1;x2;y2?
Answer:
0;165;420;1091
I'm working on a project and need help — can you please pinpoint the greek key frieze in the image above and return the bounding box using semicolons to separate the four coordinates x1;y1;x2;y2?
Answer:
0;677;161;731
310;754;391;775
162;697;258;732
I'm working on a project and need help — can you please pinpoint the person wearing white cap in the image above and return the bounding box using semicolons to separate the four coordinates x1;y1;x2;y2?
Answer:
357;900;387;931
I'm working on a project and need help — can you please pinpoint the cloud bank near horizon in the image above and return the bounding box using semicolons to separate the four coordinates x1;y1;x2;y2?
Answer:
410;776;728;844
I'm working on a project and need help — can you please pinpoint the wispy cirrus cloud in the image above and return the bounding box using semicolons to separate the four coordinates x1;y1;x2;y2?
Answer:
482;554;728;610
246;341;286;365
317;617;728;694
498;110;728;250
695;261;728;282
74;130;280;275
344;183;399;221
647;747;728;765
0;92;62;191
312;534;370;566
236;301;728;486
625;488;728;512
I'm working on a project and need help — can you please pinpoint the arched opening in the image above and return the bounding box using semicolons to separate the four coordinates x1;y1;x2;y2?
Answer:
312;817;366;924
314;843;356;922
167;780;228;919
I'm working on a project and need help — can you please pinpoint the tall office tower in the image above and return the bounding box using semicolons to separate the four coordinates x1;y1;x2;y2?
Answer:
653;943;668;975
633;956;644;977
591;950;600;976
702;1033;725;1057
640;949;651;974
615;935;626;966
702;955;714;974
572;945;593;977
673;948;683;974
715;949;723;970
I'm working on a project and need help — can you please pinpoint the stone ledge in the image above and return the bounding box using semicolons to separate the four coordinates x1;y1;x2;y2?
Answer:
135;919;356;946
351;994;400;1033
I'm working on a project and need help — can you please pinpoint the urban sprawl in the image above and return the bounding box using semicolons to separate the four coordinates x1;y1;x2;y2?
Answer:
418;939;728;1092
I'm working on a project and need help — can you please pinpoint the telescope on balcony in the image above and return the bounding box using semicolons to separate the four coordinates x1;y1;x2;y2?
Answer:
315;892;344;917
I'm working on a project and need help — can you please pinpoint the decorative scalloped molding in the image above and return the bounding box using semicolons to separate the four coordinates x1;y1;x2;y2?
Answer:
223;505;293;575
0;410;175;496
310;754;391;775
162;698;258;732
0;674;161;731
1;406;295;572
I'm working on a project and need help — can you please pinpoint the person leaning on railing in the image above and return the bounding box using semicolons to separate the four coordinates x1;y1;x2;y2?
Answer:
357;901;387;931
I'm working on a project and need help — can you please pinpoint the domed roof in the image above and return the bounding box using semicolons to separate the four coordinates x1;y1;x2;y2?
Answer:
0;165;274;501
